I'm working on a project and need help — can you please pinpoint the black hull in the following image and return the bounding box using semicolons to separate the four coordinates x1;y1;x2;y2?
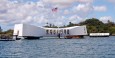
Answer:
65;35;84;39
25;37;40;40
0;39;15;41
90;36;109;37
16;38;21;40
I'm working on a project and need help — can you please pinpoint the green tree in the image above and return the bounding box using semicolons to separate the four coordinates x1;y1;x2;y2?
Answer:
79;18;104;26
109;27;115;34
79;18;107;33
67;22;76;27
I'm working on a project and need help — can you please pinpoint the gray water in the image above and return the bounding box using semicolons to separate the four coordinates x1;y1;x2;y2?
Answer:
0;36;115;58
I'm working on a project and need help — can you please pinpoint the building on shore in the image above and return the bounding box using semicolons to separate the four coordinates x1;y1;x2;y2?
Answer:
13;24;87;39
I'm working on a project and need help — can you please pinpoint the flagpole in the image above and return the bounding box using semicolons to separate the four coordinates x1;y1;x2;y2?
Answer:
57;8;60;35
52;7;60;37
56;10;59;34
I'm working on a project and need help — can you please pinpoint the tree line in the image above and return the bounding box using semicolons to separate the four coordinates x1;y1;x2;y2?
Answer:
0;29;13;39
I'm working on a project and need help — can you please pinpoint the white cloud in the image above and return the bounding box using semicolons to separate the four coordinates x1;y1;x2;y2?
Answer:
100;16;113;23
43;0;93;4
76;0;93;3
0;0;94;27
0;0;51;26
42;0;93;8
72;3;93;18
94;6;107;12
0;0;110;30
68;15;82;23
42;0;74;8
0;0;95;27
73;4;93;12
43;0;74;4
0;0;66;27
63;10;70;15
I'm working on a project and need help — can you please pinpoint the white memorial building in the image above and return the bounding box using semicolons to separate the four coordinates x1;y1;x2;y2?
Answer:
13;24;87;39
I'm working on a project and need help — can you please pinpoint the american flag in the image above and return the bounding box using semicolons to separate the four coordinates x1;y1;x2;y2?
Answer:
52;7;58;12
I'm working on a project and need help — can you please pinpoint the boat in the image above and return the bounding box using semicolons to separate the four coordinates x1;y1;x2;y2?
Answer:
89;33;110;37
0;39;15;41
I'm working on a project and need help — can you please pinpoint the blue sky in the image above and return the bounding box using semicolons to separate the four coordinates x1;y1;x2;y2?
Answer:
0;0;115;31
93;0;115;18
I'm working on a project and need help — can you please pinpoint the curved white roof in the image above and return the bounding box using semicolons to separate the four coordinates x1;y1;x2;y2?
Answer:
43;26;82;30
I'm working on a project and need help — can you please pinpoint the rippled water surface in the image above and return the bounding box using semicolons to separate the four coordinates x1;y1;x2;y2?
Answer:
0;36;115;58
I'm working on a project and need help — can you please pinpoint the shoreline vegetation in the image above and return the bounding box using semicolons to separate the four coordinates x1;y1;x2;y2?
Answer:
0;18;115;39
0;29;13;39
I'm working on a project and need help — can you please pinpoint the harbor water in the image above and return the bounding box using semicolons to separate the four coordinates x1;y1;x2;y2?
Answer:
0;36;115;58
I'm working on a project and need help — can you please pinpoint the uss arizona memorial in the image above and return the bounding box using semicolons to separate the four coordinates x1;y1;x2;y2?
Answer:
13;24;87;39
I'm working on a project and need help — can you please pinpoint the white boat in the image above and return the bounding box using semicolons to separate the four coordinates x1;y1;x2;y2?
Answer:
89;33;110;37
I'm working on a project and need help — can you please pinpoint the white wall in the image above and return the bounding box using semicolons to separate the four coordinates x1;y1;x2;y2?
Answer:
70;26;87;35
13;24;23;36
22;24;45;37
13;24;88;37
13;24;45;37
